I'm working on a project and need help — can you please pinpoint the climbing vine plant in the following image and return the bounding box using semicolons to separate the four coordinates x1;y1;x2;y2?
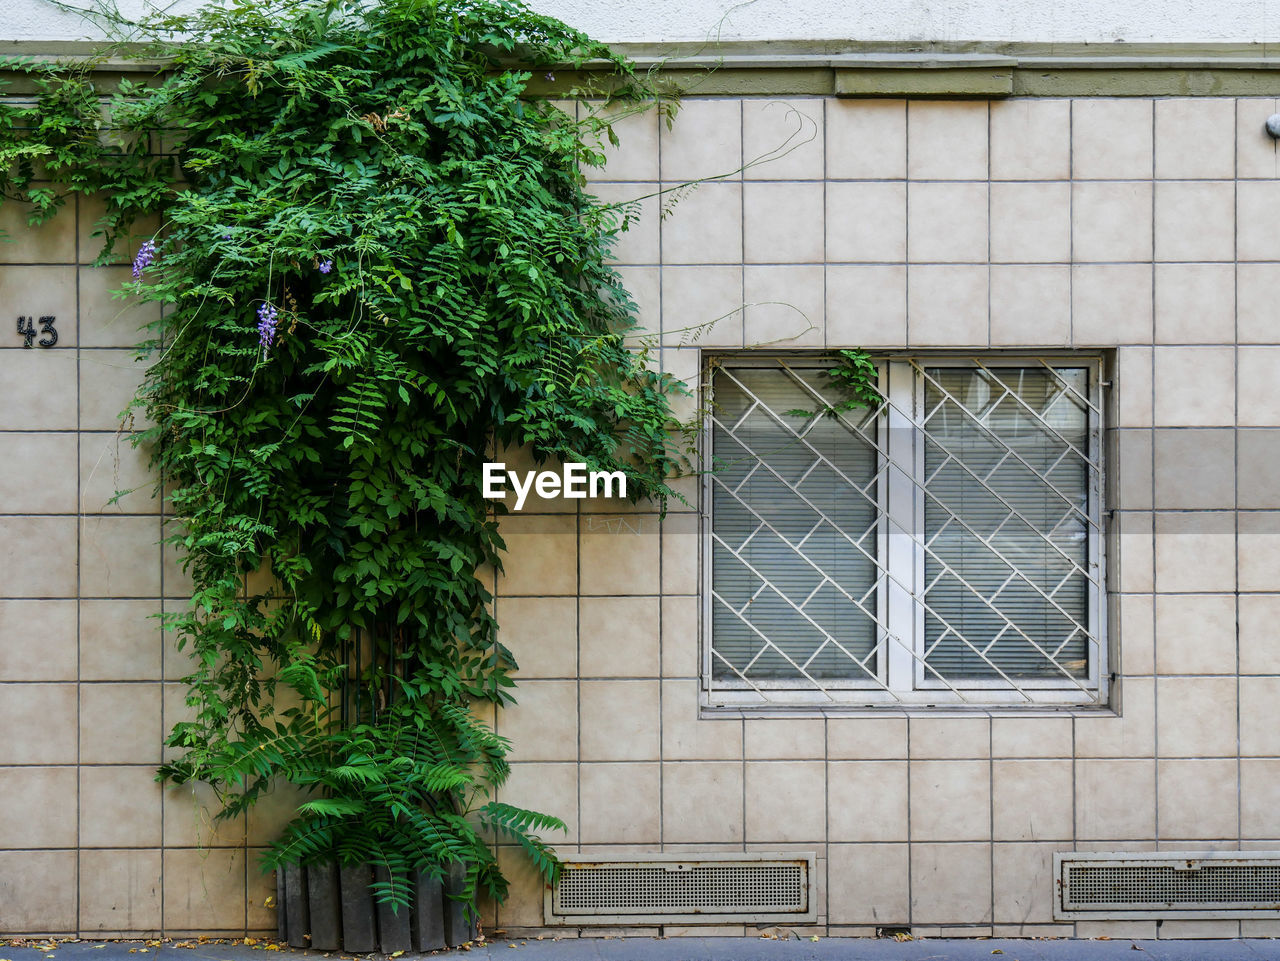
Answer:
0;0;688;911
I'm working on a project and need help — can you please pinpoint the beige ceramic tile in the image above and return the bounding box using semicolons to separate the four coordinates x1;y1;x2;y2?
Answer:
826;181;906;262
992;842;1058;926
660;265;744;347
660;99;742;183
590;184;659;265
1071;264;1153;345
0;682;77;764
1155;181;1235;262
989;99;1071;180
745;760;826;843
500;762;578;844
1238;181;1280;260
78;195;159;267
579;596;660;677
79;765;163;847
907;101;988;180
1115;347;1153;427
990;182;1070;263
1076;758;1156;840
79;848;162;935
162;847;248;933
579;762;660;844
990;716;1073;758
661;597;700;678
1154;510;1236;594
910;842;993;925
907;182;988;263
1072;99;1153;179
909;715;990;759
1154;99;1236;179
80;431;159;514
909;760;991;841
1240;759;1280;838
661;679;741;759
0;432;77;513
1238;264;1280;343
743;99;824;180
742;182;824;264
1240;676;1280;756
826;265;907;346
828;716;908;760
1153;263;1235;343
0;599;77;681
661;514;699;596
495;515;577;596
1240;513;1280;592
827;843;909;926
1152;346;1234;427
79;264;161;348
1072;181;1153;262
1237;99;1280;179
499;596;577;678
0;850;77;933
1075;676;1155;757
660;181;743;265
580;679;659;760
828;761;907;842
243;779;309;848
580;517;660;594
906;265;987;346
992;759;1073;841
80;348;149;431
826;99;906;179
586;103;659;182
162;780;244;848
662;761;744;843
1239;347;1280;426
0;766;77;848
614;265;660;342
1240;595;1280;674
496;679;578;762
1117;511;1155;594
743;717;824;760
1118;592;1155;677
1117;428;1154;512
0;349;78;429
80;682;163;764
1154;593;1236;675
0;199;77;263
80;515;162;597
743;264;825;347
494;844;547;928
0;266;77;347
1157;676;1238;757
1157;758;1239;839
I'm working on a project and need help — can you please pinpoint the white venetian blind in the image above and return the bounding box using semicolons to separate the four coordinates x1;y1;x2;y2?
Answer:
921;367;1090;680
709;364;879;682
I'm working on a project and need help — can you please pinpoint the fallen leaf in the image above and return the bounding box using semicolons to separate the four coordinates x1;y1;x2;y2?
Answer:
390;952;404;958
810;936;820;942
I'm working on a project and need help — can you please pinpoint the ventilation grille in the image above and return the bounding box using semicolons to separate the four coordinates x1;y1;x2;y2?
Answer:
546;855;815;925
1056;853;1280;919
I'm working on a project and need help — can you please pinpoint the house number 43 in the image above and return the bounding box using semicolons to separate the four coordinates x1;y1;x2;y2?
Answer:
16;316;57;348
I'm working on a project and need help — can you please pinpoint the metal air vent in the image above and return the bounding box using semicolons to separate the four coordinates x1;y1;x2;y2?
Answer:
1055;852;1280;919
545;853;815;926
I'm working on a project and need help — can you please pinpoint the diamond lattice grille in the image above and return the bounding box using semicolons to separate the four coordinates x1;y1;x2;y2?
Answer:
706;357;1103;708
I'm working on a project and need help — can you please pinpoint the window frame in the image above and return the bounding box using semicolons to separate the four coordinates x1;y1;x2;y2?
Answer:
700;351;1109;713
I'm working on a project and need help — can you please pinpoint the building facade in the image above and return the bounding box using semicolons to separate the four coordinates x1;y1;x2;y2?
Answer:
2;4;1280;940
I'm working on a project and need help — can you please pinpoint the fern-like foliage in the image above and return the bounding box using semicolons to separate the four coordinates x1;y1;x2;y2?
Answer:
0;0;686;915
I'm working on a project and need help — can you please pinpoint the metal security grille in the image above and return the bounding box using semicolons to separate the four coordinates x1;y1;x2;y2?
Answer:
1055;854;1280;919
704;355;1105;710
546;856;814;925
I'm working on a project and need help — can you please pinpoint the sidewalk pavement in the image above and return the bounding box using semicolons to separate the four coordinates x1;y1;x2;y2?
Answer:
6;938;1280;961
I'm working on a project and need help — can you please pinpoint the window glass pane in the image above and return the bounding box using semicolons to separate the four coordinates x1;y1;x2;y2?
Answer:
710;364;879;682
922;366;1090;680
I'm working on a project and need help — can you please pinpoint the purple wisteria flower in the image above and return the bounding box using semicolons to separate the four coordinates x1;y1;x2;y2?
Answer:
257;302;279;348
132;239;157;280
318;259;333;274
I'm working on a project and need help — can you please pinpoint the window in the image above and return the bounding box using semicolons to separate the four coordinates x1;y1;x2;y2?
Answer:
704;354;1106;710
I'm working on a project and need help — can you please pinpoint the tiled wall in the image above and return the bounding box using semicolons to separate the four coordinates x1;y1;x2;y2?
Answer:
3;94;1280;939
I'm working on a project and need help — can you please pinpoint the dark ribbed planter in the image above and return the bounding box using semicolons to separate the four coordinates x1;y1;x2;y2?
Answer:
277;861;478;952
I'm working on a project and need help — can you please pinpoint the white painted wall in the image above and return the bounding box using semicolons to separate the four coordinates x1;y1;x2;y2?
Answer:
5;0;1278;44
